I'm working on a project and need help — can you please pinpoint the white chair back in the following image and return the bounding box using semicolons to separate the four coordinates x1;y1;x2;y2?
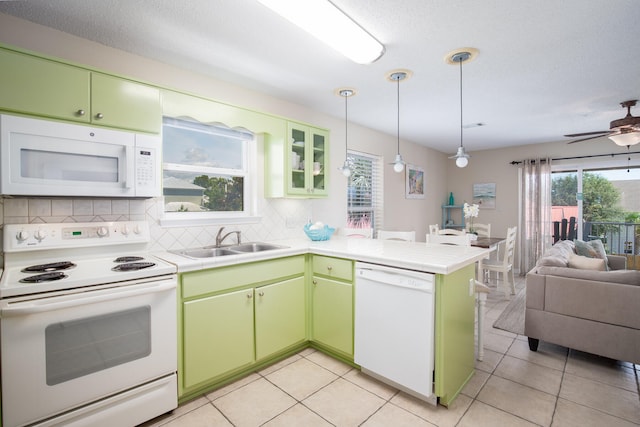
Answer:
437;228;466;236
377;230;416;242
426;233;471;246
501;226;518;267
428;224;440;235
467;223;491;238
337;227;372;238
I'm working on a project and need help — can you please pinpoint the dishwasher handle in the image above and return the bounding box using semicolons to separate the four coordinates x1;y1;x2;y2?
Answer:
356;266;434;292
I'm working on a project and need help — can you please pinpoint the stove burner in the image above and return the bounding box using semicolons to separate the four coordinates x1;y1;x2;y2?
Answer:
21;261;76;273
111;262;155;272
114;256;145;263
19;272;68;283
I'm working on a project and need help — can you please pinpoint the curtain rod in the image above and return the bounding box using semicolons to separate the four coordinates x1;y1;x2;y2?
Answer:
509;150;640;165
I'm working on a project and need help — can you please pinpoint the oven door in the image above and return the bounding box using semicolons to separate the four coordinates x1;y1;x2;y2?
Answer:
0;114;136;197
0;277;177;427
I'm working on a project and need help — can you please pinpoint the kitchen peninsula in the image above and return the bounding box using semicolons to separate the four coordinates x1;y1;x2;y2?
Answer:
158;238;491;407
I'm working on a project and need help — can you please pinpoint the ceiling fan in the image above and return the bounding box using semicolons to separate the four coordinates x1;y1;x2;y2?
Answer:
565;100;640;146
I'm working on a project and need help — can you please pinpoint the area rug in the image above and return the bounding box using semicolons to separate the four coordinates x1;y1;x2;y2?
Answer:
492;288;526;335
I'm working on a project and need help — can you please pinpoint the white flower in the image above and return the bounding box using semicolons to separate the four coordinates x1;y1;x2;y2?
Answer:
463;202;479;219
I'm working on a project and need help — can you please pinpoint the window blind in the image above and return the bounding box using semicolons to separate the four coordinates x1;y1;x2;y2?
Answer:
346;151;384;233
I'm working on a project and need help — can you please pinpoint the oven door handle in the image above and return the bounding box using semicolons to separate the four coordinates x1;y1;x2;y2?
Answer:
0;280;176;317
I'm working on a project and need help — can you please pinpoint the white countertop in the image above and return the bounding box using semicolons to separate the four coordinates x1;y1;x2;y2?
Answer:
154;237;492;275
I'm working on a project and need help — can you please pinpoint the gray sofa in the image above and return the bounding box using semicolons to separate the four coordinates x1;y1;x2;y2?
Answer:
525;240;640;364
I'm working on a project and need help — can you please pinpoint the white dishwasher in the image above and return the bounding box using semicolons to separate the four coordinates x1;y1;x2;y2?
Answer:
354;262;436;404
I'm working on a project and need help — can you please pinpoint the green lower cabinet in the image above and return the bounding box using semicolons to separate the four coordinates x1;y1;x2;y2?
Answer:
311;276;353;357
182;288;255;390
178;255;307;400
434;264;476;406
255;276;306;360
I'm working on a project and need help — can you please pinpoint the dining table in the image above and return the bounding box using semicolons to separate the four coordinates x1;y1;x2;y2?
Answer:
471;236;506;283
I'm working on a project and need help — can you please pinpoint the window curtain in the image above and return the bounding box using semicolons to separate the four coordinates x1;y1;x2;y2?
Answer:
518;158;552;273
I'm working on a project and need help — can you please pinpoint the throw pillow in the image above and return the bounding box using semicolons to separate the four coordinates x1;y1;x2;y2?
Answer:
574;239;609;270
567;253;607;271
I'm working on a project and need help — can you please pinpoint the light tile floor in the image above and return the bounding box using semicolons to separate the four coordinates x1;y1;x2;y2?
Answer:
142;277;640;427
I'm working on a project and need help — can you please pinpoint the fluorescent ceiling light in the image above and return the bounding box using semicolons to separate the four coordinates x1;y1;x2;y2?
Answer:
257;0;385;64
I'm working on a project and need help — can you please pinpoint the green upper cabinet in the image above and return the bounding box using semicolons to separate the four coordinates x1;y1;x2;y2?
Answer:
0;48;90;123
288;122;328;197
0;47;161;133
90;72;161;133
265;121;329;198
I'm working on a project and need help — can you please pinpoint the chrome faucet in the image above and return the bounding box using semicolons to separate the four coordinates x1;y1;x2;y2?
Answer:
215;227;241;247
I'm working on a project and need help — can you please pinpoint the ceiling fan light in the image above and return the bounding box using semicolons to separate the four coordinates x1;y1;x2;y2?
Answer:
257;0;384;64
608;131;640;146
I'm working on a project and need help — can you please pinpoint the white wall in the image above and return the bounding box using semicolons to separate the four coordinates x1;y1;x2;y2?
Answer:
0;13;448;244
445;138;639;239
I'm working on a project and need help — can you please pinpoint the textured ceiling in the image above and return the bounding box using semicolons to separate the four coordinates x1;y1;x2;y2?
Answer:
1;0;639;154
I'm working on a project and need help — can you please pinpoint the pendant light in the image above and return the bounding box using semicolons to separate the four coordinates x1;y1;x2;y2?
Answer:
447;49;477;168
337;88;355;177
387;70;411;173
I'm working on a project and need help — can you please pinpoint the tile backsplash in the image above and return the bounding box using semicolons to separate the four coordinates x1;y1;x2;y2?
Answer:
0;196;312;254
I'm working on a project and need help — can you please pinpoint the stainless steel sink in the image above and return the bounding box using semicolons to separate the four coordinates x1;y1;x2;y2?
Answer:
227;242;287;253
177;247;239;258
174;242;288;259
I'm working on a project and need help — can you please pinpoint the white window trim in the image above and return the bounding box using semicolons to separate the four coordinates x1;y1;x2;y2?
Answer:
159;120;261;227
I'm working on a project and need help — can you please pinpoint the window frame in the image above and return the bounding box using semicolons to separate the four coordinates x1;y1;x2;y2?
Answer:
346;150;384;233
160;117;260;227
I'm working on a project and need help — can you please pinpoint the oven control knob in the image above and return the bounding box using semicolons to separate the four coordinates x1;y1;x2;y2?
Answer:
34;229;47;242
16;230;30;242
133;224;142;235
121;225;130;236
96;226;109;237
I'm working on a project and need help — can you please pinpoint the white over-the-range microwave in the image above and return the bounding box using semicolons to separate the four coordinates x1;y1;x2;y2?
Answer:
0;114;161;198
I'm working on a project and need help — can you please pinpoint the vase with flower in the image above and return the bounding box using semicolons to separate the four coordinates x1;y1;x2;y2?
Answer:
463;202;480;235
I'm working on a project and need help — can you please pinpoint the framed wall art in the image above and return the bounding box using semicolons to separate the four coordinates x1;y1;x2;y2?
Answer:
473;182;496;208
406;164;425;199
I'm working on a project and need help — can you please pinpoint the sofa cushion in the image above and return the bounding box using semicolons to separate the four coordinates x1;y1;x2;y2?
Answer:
574;239;609;270
536;266;640;286
567;253;606;271
536;240;575;267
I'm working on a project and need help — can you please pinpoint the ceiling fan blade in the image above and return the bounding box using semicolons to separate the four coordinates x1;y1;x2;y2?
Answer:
567;134;609;144
564;131;610;137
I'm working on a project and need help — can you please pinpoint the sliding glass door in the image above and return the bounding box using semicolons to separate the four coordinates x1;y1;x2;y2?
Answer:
552;166;640;261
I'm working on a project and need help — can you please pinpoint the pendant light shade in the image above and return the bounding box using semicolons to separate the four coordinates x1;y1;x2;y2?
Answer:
387;70;410;173
337;88;355;177
447;49;477;168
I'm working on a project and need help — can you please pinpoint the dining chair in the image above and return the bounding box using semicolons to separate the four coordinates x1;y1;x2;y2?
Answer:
426;232;471;245
337;227;373;238
377;230;416;242
425;230;490;361
437;228;466;236
479;226;517;298
428;224;440;235
466;223;491;238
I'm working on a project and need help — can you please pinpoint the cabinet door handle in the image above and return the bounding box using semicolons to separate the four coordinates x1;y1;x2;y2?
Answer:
246;292;253;299
327;266;333;272
258;291;265;297
95;112;104;119
76;109;85;116
312;280;317;286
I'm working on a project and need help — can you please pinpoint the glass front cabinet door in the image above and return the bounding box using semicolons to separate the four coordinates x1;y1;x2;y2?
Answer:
288;122;328;197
